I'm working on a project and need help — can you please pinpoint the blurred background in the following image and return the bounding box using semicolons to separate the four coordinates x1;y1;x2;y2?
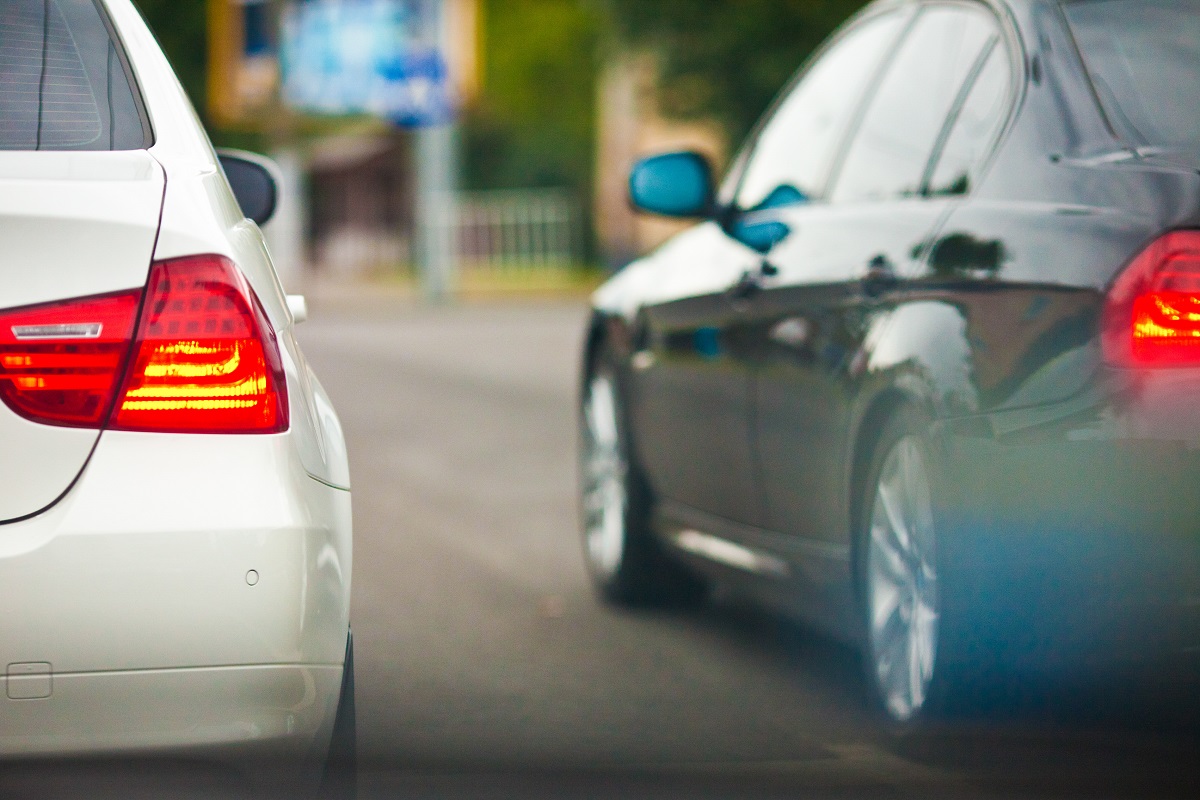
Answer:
134;0;869;300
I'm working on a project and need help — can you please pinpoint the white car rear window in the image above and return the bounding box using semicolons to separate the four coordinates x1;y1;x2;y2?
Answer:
0;0;148;150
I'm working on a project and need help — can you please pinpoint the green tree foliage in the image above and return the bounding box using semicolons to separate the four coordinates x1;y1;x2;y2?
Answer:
463;0;603;193
132;0;209;118
607;0;869;142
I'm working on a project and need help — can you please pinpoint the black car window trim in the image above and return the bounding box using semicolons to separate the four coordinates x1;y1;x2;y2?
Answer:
1054;0;1144;148
941;0;1026;196
823;0;1009;205
918;34;1002;195
91;0;154;148
821;4;931;205
715;5;916;219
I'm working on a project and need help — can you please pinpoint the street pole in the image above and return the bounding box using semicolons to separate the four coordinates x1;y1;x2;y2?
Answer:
415;0;458;304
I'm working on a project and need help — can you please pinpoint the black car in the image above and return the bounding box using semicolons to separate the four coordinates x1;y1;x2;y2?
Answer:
579;0;1200;723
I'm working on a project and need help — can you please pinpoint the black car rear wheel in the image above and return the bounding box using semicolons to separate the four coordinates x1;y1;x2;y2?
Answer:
859;408;949;724
580;350;704;606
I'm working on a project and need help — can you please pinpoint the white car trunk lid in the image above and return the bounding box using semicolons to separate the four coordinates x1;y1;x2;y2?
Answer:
0;150;164;522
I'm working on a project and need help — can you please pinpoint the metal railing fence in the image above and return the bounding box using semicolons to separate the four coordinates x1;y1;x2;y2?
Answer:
427;188;581;271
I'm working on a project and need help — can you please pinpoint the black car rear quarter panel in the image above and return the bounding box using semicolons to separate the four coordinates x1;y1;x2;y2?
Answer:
864;134;1200;668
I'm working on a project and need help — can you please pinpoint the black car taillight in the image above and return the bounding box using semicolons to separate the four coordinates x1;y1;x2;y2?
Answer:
1102;231;1200;367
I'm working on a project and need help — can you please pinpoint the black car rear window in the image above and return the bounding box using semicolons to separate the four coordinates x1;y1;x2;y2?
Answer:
1063;0;1200;147
0;0;149;150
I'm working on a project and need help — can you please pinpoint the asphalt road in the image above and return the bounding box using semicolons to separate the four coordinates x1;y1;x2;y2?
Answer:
291;294;1200;799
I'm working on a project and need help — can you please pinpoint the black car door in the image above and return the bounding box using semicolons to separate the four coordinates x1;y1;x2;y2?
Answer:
631;8;911;532
628;222;768;528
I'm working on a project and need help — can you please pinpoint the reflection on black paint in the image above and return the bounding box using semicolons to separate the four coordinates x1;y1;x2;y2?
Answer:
731;219;792;254
921;287;1100;410
750;184;809;211
924;231;1010;277
694;326;721;360
984;293;1099;407
875;229;1107;411
760;307;866;377
929;172;970;197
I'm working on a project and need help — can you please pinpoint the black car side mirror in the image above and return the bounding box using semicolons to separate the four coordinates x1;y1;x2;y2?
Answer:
217;149;279;226
628;151;716;218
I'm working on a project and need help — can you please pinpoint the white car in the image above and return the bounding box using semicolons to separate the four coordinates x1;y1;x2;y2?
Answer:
0;0;353;793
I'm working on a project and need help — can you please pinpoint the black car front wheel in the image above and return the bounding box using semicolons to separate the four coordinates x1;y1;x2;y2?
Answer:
580;352;704;606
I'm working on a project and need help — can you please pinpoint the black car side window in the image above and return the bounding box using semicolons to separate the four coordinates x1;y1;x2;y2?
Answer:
829;5;998;204
926;40;1012;196
1064;0;1200;148
731;11;905;212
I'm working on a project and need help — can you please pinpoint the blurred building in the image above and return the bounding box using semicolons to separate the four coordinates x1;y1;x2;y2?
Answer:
307;133;413;275
207;0;482;282
594;53;727;269
204;0;717;283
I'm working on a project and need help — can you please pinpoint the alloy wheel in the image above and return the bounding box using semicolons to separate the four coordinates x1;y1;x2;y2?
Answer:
866;435;940;722
581;372;628;579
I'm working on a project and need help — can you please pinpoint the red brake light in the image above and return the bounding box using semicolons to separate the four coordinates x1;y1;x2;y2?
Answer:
1103;231;1200;367
111;255;288;434
0;291;141;427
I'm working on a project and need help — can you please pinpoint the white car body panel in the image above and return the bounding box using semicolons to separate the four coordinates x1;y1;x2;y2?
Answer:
0;432;351;670
0;417;95;524
0;434;350;758
0;0;353;766
0;151;161;314
1;665;341;760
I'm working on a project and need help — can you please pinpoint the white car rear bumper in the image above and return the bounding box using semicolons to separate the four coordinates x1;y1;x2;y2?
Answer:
1;665;341;759
0;430;352;759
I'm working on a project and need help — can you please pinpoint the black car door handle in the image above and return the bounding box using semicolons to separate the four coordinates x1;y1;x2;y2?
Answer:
861;254;899;298
727;269;763;301
727;260;780;302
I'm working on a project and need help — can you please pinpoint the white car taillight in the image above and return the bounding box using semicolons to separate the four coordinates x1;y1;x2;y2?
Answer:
0;291;141;427
111;255;288;434
0;255;288;433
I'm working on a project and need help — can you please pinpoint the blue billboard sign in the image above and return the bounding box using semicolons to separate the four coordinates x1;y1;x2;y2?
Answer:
281;0;453;127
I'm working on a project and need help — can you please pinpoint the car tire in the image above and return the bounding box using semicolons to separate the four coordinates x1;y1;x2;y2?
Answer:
320;630;357;800
579;348;705;606
858;407;956;725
